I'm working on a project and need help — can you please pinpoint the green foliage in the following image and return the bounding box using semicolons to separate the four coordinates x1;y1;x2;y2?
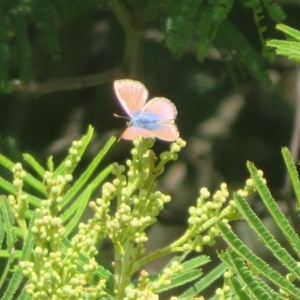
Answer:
29;0;60;60
0;0;294;92
0;126;264;299
166;0;204;58
215;20;271;87
218;148;300;299
245;0;285;58
268;24;300;64
0;126;116;299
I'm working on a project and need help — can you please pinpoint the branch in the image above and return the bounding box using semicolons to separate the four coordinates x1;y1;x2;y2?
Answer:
108;0;132;34
108;0;146;78
13;68;122;98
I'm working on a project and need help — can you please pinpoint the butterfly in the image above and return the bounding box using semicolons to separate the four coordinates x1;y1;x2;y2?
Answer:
114;79;179;141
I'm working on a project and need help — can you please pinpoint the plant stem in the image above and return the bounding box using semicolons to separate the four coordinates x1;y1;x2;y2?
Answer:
109;0;145;79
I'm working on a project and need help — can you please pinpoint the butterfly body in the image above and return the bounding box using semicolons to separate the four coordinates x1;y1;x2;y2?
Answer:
114;79;179;141
131;110;174;130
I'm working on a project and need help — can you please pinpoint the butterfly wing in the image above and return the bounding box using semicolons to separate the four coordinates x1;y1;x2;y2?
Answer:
142;97;177;120
145;124;178;141
121;127;154;140
114;79;148;118
140;97;179;141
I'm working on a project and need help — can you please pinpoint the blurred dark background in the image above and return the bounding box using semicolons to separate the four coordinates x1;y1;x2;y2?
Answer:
0;2;296;190
0;1;300;295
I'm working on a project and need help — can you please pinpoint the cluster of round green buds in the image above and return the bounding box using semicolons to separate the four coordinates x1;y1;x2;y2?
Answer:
10;163;28;218
66;140;83;168
133;137;155;153
182;184;236;252
20;252;61;298
8;193;28;219
111;163;127;183
279;267;298;298
31;212;65;244
44;170;72;200
70;222;100;257
125;149;158;192
131;191;171;219
124;270;158;300
160;138;186;163
21;247;106;299
238;169;266;196
150;261;183;291
12;162;27;189
214;269;233;299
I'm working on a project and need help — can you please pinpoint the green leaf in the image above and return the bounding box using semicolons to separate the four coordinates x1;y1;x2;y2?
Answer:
0;154;15;170
230;277;255;300
23;173;45;196
23;153;46;178
222;250;285;300
16;289;30;300
276;24;300;41
0;154;46;196
0;211;4;249
0;177;16;195
156;269;203;293
247;162;300;259
261;0;286;22
180;255;210;272
30;0;61;59
234;192;300;278
60;136;115;208
63;185;93;237
281;147;300;209
179;262;227;298
47;156;54;172
1;198;17;251
0;213;36;300
7;0;32;81
0;246;15;292
215;20;270;84
166;0;204;58
219;222;300;299
53;125;95;176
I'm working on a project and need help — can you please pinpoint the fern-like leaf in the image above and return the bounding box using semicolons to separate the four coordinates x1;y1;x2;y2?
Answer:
180;255;210;272
1;198;17;251
276;24;300;41
155;269;203;293
267;24;300;63
29;0;61;59
215;20;270;84
196;0;234;61
247;162;300;259
7;0;32;81
63;185;93;237
1;212;36;300
54;125;95;176
230;277;255;300
234;192;300;278
281;147;300;209
261;0;286;22
179;262;227;299
219;222;300;299
60;136;115;208
222;250;284;299
23;153;46;178
166;0;203;58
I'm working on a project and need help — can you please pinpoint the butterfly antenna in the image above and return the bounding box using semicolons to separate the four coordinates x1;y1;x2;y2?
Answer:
113;113;129;120
113;114;127;142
